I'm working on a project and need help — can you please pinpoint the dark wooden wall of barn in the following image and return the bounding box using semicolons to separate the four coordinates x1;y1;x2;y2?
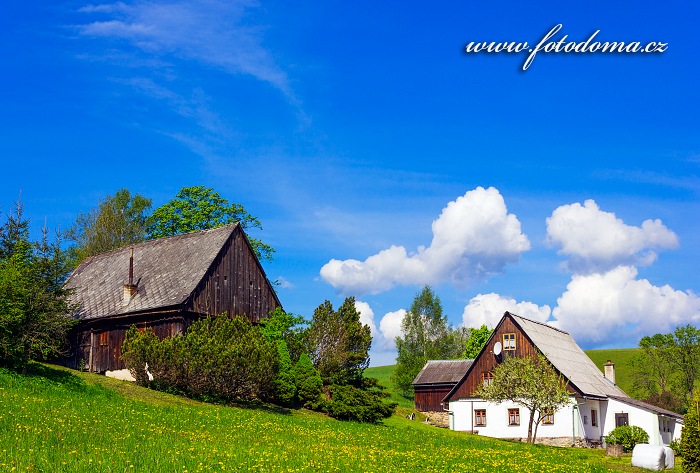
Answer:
66;315;192;373
447;316;538;400
414;386;453;411
186;226;280;322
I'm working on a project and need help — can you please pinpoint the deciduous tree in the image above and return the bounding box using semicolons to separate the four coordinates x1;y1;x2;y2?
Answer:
681;391;700;472
67;188;152;264
464;324;494;359
392;286;463;396
476;352;570;444
147;186;274;261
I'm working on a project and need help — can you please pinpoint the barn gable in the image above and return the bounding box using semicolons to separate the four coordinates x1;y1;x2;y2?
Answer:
63;224;281;374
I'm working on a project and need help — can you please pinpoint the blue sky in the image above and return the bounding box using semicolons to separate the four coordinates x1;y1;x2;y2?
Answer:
2;1;699;365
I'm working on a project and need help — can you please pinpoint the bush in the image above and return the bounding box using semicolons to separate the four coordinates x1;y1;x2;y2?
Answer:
681;392;700;472
325;383;397;424
293;353;324;410
121;316;279;403
670;438;682;457
273;340;296;406
604;425;650;453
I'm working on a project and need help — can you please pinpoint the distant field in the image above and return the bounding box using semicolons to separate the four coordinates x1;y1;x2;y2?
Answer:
0;363;664;472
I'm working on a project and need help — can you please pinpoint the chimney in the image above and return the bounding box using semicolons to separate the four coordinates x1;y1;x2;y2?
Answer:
122;247;138;306
604;360;616;384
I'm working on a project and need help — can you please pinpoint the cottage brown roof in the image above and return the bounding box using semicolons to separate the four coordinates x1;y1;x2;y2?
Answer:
65;224;238;320
412;360;474;386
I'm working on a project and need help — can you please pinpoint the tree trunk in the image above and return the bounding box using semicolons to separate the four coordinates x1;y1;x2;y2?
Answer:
527;409;535;443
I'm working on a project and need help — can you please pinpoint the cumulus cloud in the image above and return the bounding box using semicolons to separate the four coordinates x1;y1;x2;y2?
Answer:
551;266;700;346
354;300;378;339
320;187;530;295
378;309;406;349
462;293;551;329
546;199;679;273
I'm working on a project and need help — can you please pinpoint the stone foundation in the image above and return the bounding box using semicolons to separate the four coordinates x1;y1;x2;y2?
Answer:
503;437;597;448
422;411;450;428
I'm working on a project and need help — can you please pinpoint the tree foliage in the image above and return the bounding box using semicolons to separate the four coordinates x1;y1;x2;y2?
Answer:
325;383;397;423
464;324;494;359
259;307;307;365
682;391;700;472
0;197;75;369
306;297;371;387
293;352;324;410
147;186;274;261
604;425;650;453
122;316;278;402
67;189;152;264
476;352;570;444
392;286;464;396
632;326;700;412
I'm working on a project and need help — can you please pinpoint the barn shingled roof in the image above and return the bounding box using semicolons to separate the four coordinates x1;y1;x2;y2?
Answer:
412;359;474;386
65;224;238;320
509;313;628;398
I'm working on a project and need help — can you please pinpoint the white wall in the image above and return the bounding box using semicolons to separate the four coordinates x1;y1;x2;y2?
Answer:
604;398;680;446
449;397;576;440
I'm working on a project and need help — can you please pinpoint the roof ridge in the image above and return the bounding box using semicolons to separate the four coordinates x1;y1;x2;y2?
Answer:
508;311;569;335
80;224;239;261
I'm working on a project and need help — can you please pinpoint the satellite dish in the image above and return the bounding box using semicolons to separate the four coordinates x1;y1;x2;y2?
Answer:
493;341;502;356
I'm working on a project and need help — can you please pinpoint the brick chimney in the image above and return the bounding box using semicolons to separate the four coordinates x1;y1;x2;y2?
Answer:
604;360;616;384
122;248;137;306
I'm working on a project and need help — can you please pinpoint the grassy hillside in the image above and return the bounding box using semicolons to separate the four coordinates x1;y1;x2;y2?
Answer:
0;363;663;472
585;348;640;396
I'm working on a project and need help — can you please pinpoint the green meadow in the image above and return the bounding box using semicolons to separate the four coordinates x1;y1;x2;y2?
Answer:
0;363;674;473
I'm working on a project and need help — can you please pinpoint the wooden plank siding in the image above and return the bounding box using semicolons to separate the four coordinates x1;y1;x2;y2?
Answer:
68;314;191;372
414;386;453;412
186;226;279;323
446;314;577;401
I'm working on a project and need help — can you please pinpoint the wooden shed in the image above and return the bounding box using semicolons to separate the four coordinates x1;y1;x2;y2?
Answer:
412;359;473;412
62;224;281;375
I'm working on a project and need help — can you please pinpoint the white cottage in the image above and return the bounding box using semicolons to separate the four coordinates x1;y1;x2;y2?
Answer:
443;312;683;446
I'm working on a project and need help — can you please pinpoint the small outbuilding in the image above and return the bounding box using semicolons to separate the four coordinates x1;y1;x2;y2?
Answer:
62;224;281;378
412;359;473;426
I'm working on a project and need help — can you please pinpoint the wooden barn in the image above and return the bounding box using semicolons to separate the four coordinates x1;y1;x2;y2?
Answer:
412;359;473;412
62;224;281;377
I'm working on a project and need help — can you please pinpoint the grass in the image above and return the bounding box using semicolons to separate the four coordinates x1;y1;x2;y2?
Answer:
0;362;675;472
585;348;640;396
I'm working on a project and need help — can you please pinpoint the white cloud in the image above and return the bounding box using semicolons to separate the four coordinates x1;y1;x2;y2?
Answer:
275;276;294;289
354;300;378;339
320;187;530;295
462;293;551;329
378;309;406;350
76;0;296;102
551;266;700;346
546;199;679;273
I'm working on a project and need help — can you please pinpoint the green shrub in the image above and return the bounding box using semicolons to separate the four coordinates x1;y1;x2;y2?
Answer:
293;353;324;410
670;438;682;457
681;392;700;472
604;425;649;453
121;316;279;403
273;339;296;406
325;383;397;423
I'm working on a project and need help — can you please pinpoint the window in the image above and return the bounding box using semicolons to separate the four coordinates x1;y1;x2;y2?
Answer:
542;410;554;425
583;415;588;425
482;371;494;387
508;408;520;426
615;413;629;427
503;333;516;350
474;409;487;427
591;409;598;427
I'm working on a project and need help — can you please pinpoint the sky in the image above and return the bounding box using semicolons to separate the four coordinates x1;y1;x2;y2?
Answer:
2;1;699;366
